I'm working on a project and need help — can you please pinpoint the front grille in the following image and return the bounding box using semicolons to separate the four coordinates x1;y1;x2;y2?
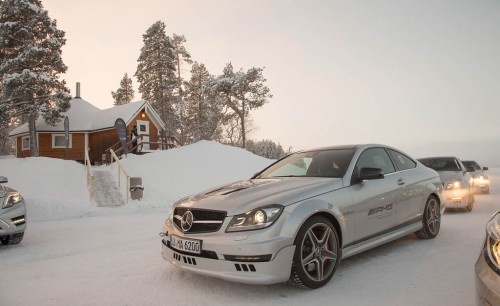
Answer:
173;207;226;233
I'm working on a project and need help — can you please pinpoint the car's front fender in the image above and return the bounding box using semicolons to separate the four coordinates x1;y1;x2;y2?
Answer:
283;187;354;249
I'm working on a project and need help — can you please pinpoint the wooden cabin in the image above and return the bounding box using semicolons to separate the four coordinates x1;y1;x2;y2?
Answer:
9;97;167;164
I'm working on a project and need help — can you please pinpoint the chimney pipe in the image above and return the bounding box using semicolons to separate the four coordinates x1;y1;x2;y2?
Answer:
76;82;81;98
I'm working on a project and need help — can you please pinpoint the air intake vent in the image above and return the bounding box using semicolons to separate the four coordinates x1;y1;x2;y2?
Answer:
221;188;248;196
173;252;197;265
235;263;256;272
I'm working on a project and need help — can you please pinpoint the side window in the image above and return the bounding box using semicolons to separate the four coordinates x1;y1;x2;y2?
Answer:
388;149;416;171
355;148;395;175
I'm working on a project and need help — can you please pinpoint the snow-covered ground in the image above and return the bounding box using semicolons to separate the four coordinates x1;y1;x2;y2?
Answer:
1;141;499;306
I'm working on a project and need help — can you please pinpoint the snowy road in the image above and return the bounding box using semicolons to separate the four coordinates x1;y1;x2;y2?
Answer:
1;172;500;306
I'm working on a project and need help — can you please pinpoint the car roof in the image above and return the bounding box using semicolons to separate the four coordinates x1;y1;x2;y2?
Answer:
418;156;459;160
299;143;398;152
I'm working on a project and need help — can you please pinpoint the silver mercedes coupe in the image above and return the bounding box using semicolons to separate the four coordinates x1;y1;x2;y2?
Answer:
161;144;444;288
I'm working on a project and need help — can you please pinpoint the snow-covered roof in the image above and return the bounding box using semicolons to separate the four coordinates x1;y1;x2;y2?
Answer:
9;99;163;136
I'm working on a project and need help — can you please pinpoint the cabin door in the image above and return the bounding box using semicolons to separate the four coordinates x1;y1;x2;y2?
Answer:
137;120;150;151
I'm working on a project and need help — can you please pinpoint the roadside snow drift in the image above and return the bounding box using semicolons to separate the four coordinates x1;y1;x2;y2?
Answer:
0;141;273;221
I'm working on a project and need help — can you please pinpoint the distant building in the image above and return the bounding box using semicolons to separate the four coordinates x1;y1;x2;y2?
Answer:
9;97;166;164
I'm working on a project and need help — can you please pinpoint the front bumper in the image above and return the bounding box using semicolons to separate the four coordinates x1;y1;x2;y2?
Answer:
475;245;500;306
160;213;298;285
442;188;470;208
161;239;295;284
474;179;490;193
0;201;27;237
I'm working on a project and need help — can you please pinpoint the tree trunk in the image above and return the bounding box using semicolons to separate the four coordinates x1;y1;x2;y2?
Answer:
28;112;39;156
241;100;246;148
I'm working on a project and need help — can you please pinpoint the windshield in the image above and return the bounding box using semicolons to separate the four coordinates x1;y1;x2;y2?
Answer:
256;149;355;178
419;158;462;171
462;161;480;170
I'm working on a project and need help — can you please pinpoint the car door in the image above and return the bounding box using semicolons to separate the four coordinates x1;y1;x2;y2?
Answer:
350;147;399;242
387;149;425;223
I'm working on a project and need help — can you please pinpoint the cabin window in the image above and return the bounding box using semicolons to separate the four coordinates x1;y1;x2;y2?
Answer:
52;134;72;148
22;136;30;150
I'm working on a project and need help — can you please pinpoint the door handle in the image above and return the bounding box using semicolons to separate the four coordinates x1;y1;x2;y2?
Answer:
397;178;405;186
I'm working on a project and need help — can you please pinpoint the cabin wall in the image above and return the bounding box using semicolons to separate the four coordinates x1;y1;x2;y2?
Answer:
89;129;119;164
16;133;86;162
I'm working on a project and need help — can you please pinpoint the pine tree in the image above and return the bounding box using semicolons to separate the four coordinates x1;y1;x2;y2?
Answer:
171;34;192;144
184;62;223;143
135;21;177;141
111;73;134;106
0;0;71;156
207;63;272;148
245;139;285;159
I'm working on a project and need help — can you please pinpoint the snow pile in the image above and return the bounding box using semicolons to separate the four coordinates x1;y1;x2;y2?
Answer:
0;156;89;221
0;141;273;221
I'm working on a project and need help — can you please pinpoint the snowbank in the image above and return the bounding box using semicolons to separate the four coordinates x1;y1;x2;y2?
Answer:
0;141;273;221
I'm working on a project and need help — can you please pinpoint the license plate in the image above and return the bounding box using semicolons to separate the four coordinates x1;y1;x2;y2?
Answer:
169;235;202;254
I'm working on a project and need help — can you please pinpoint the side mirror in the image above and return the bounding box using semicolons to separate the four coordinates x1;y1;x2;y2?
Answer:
0;176;7;183
359;167;384;181
483;167;488;171
465;166;475;172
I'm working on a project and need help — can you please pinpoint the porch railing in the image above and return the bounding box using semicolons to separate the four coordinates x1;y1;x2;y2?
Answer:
84;148;94;201
103;135;180;164
109;148;130;203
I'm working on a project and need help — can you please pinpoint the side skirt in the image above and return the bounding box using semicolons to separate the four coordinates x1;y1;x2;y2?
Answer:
341;219;423;259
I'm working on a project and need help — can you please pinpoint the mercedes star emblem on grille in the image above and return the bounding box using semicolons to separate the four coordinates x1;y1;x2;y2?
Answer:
181;210;194;231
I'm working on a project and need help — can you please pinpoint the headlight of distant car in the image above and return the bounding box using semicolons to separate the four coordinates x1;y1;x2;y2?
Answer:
474;175;489;182
485;212;500;273
226;204;284;232
2;191;23;209
445;180;462;189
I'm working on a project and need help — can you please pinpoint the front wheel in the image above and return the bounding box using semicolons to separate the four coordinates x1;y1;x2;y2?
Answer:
288;216;340;289
416;196;441;239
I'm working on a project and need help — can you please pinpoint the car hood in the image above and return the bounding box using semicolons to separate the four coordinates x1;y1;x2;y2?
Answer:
174;177;344;216
436;171;464;183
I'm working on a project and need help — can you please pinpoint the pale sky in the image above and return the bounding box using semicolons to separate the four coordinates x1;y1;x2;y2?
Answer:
41;0;500;165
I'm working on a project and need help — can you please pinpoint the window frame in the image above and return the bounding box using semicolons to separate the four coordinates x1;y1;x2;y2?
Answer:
52;133;72;149
21;136;30;150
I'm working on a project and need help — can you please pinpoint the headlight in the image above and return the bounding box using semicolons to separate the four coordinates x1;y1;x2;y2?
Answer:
226;204;284;232
474;175;488;182
2;192;23;209
484;212;500;273
445;180;462;189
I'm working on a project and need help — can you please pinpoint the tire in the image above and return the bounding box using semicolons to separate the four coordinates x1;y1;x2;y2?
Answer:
416;196;441;239
0;232;24;245
288;216;340;289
